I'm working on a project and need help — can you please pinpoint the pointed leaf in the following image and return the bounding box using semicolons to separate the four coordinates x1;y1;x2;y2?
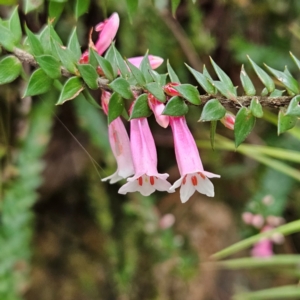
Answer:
24;68;53;97
248;56;275;93
0;55;22;84
54;40;78;74
77;64;99;89
9;7;22;43
186;64;216;95
286;95;300;117
265;64;299;94
56;77;84;105
49;1;65;23
126;59;146;86
162;96;188;116
210;57;234;89
167;61;180;83
290;52;300;70
140;53;154;83
213;81;237;100
67;28;81;60
109;78;133;99
75;0;90;19
234;107;256;147
240;65;256;96
269;89;284;97
171;0;181;17
199;99;226;121
0;23;18;51
104;44;118;78
249;98;263;118
113;45;130;78
130;94;152;119
82;89;101;109
25;26;44;56
145;82;166;102
93;50;115;81
173;84;201;105
24;0;43;14
36;55;61;79
278;109;297;135
108;92;125;124
38;25;52;54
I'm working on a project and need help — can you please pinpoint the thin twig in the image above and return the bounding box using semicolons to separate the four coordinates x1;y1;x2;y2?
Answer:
11;47;293;108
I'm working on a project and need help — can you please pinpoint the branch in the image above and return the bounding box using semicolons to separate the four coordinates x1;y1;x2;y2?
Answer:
12;47;293;108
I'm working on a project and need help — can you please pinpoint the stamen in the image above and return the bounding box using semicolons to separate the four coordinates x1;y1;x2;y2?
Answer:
182;175;187;185
138;177;143;186
191;175;198;186
150;176;155;185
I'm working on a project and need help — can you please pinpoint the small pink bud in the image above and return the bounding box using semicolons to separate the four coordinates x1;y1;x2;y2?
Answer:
271;232;285;244
266;215;285;227
79;52;89;64
262;195;274;206
242;212;253;225
220;111;235;130
252;214;264;228
163;82;180;97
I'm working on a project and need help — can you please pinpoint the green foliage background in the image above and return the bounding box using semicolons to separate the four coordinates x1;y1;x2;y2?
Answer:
1;0;300;299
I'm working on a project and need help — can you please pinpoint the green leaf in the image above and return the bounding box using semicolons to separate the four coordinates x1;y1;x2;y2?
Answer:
77;64;99;89
213;81;237;100
234;107;256;147
130;94;152;119
278;109;297;135
247;55;275;93
36;55;61;79
49;23;63;45
199;99;226;122
171;0;181;17
0;55;22;84
25;26;44;56
186;64;215;95
210;121;217;150
173;84;201;105
24;0;44;13
265;64;299;95
56;77;84;105
0;23;18;51
0;0;18;4
140;53;154;84
162;96;188;116
145;82;166;102
104;44;118;78
290;52;300;70
269;88;284;97
75;0;90;19
126;0;138;23
49;1;65;23
249;98;263;118
24;68;53;97
54;40;78;74
210;57;235;90
286;95;300;117
38;25;52;54
9;7;22;43
109;78;133;100
240;65;256;96
126;59;146;86
113;45;130;78
88;47;98;68
167;60;180;83
93;50;115;81
82;89;101;109
67;28;81;60
108;92;125;124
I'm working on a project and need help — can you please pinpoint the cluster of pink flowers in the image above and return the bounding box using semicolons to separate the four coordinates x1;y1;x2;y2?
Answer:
242;211;285;257
82;13;220;203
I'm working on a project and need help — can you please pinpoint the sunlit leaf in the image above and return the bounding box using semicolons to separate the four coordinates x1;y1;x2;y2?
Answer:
24;0;44;14
109;78;133;100
173;84;201;105
67;28;81;60
77;64;99;89
240;65;256;96
56;77;84;105
0;55;22;84
36;55;61;79
286;95;300;117
162;96;188;116
130;94;152;119
278;109;297;135
249;98;263;118
199;99;226;121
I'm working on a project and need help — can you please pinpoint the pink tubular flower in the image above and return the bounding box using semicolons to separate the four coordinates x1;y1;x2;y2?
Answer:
101;91;134;183
169;116;220;203
251;238;273;257
148;94;169;128
95;12;120;55
118;117;171;196
127;55;164;69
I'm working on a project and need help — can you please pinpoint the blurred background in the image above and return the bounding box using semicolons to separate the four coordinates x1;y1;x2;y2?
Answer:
1;0;300;299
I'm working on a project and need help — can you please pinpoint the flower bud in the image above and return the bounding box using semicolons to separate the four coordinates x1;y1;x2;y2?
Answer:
163;82;180;97
220;111;235;130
